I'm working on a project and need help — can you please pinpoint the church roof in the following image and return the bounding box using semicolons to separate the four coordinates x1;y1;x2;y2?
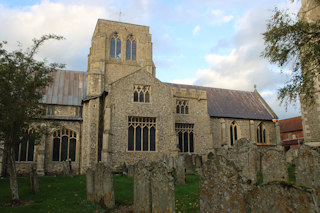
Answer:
41;70;87;106
279;116;303;133
166;83;276;120
41;70;276;120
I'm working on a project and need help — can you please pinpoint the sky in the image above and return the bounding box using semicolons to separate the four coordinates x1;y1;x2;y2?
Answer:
0;0;302;119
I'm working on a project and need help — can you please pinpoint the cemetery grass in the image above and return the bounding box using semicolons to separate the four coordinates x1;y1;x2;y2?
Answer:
0;174;200;212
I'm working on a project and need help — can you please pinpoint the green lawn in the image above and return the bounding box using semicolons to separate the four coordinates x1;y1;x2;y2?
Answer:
0;174;200;213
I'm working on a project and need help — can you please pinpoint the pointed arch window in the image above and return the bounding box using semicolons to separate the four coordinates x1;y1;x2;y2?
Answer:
133;85;151;103
230;121;239;146
176;100;189;114
110;33;121;59
126;35;136;60
53;128;77;161
257;123;266;143
15;130;35;162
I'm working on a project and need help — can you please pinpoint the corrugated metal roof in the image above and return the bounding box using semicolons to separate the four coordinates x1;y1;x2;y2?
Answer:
279;116;303;133
166;83;275;120
41;70;87;106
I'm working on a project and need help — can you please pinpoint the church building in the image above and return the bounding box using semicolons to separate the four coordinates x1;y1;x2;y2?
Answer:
5;19;280;175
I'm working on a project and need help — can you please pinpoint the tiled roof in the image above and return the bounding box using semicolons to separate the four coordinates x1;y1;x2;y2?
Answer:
279;116;303;133
166;83;276;120
41;70;87;106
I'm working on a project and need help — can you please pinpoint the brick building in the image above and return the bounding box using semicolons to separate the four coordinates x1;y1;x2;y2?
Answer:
1;19;280;175
279;116;304;152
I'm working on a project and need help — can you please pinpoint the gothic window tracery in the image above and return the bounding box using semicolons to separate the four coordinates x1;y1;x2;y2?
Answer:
126;35;136;60
52;128;77;161
133;85;150;103
128;117;156;151
176;100;189;114
175;123;194;153
110;33;121;59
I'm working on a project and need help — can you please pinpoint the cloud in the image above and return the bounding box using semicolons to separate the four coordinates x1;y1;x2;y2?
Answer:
210;9;234;25
169;78;196;85
192;25;200;35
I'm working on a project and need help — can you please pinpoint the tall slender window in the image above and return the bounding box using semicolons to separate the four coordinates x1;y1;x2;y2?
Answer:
128;117;156;151
257;123;266;143
52;128;77;161
15;132;34;162
230;121;240;146
175;123;194;153
126;35;136;60
110;33;121;59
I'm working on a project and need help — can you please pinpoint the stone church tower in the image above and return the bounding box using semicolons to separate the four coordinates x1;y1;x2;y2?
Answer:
299;0;320;145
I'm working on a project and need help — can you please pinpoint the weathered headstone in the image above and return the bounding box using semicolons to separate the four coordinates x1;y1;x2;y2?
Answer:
247;182;319;212
134;160;175;212
122;162;128;176
229;138;261;185
127;165;135;178
86;163;115;209
200;154;248;213
30;164;39;194
62;160;73;178
151;162;175;212
94;163;115;209
262;149;288;182
134;159;153;213
195;155;202;168
86;168;95;203
184;153;194;174
285;148;298;164
176;155;186;185
294;145;320;203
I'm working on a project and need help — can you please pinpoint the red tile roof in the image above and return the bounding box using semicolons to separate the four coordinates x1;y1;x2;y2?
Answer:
279;116;303;133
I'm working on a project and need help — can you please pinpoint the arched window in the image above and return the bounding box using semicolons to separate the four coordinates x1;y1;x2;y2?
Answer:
133;85;151;103
15;130;34;162
230;121;239;146
53;128;77;161
257;123;266;143
110;33;121;59
126;35;136;60
176;100;189;114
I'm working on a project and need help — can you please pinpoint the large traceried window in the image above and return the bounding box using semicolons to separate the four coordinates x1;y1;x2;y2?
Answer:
110;33;121;59
230;121;239;146
176;123;194;153
257;123;266;143
15;133;34;162
128;117;156;152
133;85;150;103
176;100;189;114
126;35;136;60
53;128;77;161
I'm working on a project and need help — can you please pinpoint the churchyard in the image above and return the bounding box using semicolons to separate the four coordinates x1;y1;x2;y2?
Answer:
1;139;319;212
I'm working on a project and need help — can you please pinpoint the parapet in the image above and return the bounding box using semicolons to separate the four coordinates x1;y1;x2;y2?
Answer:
171;87;207;100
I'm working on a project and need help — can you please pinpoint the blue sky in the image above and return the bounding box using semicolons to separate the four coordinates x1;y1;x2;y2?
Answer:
0;0;301;119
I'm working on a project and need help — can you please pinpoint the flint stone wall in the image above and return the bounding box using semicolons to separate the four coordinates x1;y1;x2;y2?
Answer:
262;149;288;182
247;182;319;213
134;160;175;213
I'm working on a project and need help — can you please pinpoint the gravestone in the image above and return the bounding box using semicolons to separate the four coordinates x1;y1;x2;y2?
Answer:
134;160;175;212
184;153;194;174
134;159;153;213
86;163;115;209
262;149;288;182
127;165;135;178
294;145;320;203
247;182;319;212
151;162;175;212
86;168;95;203
176;155;186;185
30;164;39;194
200;154;248;213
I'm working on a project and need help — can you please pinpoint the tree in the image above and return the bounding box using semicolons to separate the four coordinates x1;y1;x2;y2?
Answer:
0;35;64;204
262;0;320;107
